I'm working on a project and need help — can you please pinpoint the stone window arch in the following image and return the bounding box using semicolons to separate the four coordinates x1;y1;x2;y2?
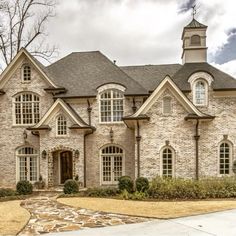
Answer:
160;146;175;178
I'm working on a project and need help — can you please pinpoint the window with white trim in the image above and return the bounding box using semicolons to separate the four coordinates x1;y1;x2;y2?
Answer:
194;80;207;106
57;115;67;136
163;97;172;114
22;65;31;82
162;148;173;177
17;147;38;182
100;90;124;122
14;93;40;125
219;142;231;175
101;145;124;184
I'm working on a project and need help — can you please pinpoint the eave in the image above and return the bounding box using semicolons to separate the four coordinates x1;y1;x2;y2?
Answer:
69;124;96;131
184;114;215;121
123;115;150;128
44;87;67;94
27;125;51;131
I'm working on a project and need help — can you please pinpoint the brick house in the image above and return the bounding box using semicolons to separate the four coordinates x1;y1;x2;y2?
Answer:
1;18;236;188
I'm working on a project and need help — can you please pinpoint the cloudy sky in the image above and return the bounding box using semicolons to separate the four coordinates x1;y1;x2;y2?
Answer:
46;0;236;77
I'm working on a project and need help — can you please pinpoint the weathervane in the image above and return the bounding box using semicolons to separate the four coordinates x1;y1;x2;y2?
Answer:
192;4;197;19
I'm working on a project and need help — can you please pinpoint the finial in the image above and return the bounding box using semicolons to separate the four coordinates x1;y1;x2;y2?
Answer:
191;4;197;19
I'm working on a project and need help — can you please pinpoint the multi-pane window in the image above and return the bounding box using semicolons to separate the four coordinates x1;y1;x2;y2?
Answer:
219;143;231;175
23;65;31;81
162;148;173;177
17;147;38;182
195;81;206;106
14;93;40;125
101;145;123;184
100;90;124;122
57;115;67;136
163;97;172;114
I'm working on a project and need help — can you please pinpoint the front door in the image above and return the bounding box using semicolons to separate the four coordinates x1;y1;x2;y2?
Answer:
60;151;73;184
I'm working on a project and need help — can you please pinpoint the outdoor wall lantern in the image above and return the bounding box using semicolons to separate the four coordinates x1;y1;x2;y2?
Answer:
42;150;47;159
75;150;80;158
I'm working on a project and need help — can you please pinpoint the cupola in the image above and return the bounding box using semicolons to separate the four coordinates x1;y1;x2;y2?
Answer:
181;18;208;64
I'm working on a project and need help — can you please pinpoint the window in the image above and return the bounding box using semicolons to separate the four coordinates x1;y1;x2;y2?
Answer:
100;90;124;122
219;142;231;175
22;65;31;81
191;35;201;46
14;93;40;125
57;115;67;136
101;145;124;184
17;147;38;182
163;97;172;114
194;80;206;106
162;148;173;177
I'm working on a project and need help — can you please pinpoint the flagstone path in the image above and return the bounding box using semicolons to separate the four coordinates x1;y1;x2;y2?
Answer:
19;193;150;235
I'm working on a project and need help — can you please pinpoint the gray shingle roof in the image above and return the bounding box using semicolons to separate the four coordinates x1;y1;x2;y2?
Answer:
184;19;207;29
172;63;236;91
121;64;182;92
45;51;148;97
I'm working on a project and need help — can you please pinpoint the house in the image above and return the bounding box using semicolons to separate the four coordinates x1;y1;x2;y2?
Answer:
0;17;236;189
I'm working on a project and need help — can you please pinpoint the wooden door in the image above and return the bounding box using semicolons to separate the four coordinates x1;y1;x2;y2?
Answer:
60;151;72;184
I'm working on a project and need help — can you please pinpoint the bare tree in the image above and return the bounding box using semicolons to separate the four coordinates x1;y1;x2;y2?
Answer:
0;0;57;66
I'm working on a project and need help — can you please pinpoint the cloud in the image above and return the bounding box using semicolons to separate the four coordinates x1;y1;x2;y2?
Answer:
211;60;236;78
178;0;196;14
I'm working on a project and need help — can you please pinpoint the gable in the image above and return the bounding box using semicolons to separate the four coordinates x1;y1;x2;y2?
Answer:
33;98;90;129
0;48;58;89
132;76;205;118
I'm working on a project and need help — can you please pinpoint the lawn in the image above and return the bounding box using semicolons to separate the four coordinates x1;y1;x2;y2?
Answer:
0;200;30;235
58;197;236;219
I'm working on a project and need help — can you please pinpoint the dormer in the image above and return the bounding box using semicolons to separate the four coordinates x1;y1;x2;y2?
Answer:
181;18;208;64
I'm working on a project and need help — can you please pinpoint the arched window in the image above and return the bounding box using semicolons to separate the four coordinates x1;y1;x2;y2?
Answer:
57;115;67;136
17;147;38;182
219;142;231;175
22;65;31;81
14;93;40;125
163;97;172;114
162;147;173;177
101;145;124;184
100;90;124;123
194;80;207;106
191;35;201;46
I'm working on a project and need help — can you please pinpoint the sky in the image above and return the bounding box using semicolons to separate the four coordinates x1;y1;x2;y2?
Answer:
46;0;236;77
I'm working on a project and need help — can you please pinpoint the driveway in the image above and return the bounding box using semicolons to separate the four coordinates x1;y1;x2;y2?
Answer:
47;209;236;236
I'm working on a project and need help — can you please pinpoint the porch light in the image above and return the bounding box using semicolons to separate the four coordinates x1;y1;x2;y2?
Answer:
42;150;47;159
75;150;80;158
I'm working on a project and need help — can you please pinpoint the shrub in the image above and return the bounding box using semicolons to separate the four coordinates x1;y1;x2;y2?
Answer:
16;180;33;195
0;188;17;198
118;176;134;193
147;176;236;200
136;177;149;192
85;187;119;197
63;179;79;194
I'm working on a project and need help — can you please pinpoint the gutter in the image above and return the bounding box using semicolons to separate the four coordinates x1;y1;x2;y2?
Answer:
194;119;200;180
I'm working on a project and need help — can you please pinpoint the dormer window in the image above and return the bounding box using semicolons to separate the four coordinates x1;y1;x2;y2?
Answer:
194;80;207;106
22;65;31;82
190;35;201;46
57;115;67;136
100;90;124;123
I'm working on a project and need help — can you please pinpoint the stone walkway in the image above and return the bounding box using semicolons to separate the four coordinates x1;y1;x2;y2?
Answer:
19;193;150;235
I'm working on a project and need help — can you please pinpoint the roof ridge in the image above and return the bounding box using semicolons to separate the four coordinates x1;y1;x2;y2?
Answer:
121;63;182;68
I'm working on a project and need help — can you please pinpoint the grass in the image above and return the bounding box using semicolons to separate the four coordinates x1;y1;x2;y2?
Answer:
0;200;30;235
58;197;236;219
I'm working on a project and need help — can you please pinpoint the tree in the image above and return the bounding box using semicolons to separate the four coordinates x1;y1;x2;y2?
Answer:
0;0;57;67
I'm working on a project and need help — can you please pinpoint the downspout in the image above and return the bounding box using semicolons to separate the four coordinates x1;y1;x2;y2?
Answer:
136;121;141;178
194;119;200;180
83;99;93;188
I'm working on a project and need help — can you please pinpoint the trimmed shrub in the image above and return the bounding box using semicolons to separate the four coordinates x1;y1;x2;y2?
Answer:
147;176;236;200
16;180;33;195
136;177;149;192
118;176;133;193
0;188;17;198
85;187;119;197
63;179;79;194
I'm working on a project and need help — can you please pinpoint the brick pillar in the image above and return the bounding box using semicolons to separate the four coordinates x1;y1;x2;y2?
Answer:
48;152;54;187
